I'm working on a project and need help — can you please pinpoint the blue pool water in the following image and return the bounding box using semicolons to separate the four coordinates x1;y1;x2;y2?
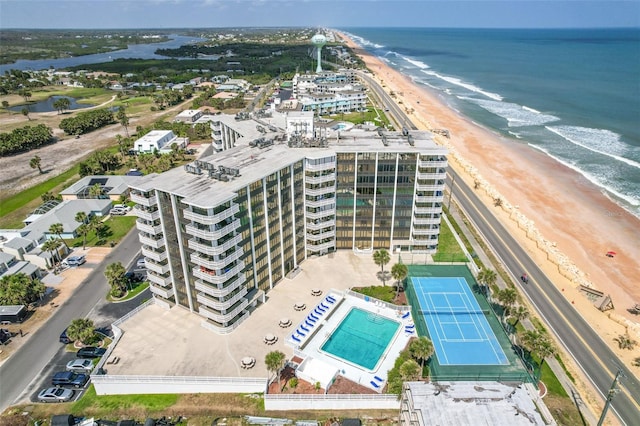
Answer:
321;307;399;370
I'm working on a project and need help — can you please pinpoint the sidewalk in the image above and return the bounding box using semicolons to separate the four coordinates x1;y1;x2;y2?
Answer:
446;200;598;426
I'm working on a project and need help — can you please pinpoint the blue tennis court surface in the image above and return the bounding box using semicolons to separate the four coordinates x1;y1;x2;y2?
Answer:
412;277;508;365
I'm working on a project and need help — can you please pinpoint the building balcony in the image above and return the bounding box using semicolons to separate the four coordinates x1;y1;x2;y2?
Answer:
194;274;246;298
307;240;335;253
134;206;160;221
305;161;336;172
305;186;336;197
305;173;336;185
149;283;174;299
198;299;249;324
412;227;440;236
306;209;336;220
305;198;336;209
196;287;248;311
414;205;442;214
193;263;244;285
416;172;447;180
188;234;242;256
307;229;335;241
306;218;336;231
139;234;165;249
145;260;171;275
147;271;172;287
415;184;444;192
141;246;168;262
183;204;240;225
412;217;441;226
131;192;157;207
185;219;240;241
418;159;448;168
190;248;244;270
136;220;163;235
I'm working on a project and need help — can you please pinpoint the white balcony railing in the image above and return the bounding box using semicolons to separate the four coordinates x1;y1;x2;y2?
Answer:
305;186;336;197
199;299;250;324
416;172;447;180
190;248;244;270
185;219;240;240
193;263;244;285
149;283;174;299
136;220;163;235
305;198;335;209
183;204;240;225
418;160;448;168
134;207;160;221
306;230;336;241
141;246;168;262
306;210;336;220
194;274;246;298
414;206;442;215
412;228;440;236
147;272;172;287
187;234;242;256
412;217;441;226
139;234;165;249
306;219;336;231
305;161;336;172
305;173;336;185
306;240;335;253
196;287;248;311
415;184;444;192
145;261;171;275
131;193;157;207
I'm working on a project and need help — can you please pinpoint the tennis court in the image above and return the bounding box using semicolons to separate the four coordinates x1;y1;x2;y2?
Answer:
412;276;508;365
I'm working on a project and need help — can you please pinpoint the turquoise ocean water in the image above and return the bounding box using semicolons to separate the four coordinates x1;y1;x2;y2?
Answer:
343;28;640;217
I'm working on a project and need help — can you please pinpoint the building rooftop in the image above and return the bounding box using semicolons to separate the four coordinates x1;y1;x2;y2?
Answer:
131;128;446;209
23;199;112;240
60;175;141;197
404;381;546;425
3;237;33;251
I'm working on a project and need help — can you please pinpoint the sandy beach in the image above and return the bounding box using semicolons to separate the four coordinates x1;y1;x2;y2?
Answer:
336;32;640;386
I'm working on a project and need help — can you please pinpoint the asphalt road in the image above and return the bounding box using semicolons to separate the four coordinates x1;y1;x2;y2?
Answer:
448;168;640;425
0;229;142;412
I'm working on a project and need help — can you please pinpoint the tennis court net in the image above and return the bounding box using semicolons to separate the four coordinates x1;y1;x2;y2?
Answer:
419;309;490;316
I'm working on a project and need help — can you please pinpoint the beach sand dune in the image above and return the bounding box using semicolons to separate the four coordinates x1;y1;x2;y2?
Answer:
337;32;640;384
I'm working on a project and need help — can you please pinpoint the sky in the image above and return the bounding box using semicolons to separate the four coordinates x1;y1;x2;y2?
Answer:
1;0;639;29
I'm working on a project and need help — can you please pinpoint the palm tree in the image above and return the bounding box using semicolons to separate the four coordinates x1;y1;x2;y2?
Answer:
476;267;497;297
42;238;62;269
66;318;96;345
520;330;556;381
117;106;129;137
265;350;286;389
399;359;421;381
104;262;128;297
21;107;30;121
373;249;391;286
614;334;637;350
497;287;518;318
75;211;89;249
391;262;408;300
48;223;69;250
409;337;434;376
510;305;529;328
29;155;43;174
88;183;104;198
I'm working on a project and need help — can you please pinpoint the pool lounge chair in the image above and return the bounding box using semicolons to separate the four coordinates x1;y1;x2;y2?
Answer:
309;313;320;321
305;320;315;328
370;380;381;389
306;315;317;323
326;295;336;303
292;335;301;343
321;302;330;310
297;329;306;337
374;375;384;383
405;324;415;329
300;324;310;332
401;312;411;319
314;308;324;316
316;305;326;312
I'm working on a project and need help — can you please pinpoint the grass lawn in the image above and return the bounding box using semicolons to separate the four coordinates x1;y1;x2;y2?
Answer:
107;282;149;302
432;217;469;263
67;215;137;247
71;386;179;415
0;165;80;228
351;285;396;303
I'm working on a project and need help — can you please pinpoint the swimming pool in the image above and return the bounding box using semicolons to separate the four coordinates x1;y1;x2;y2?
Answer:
320;307;400;370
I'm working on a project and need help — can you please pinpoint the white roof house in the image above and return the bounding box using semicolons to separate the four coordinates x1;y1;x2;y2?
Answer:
174;110;203;123
134;130;188;154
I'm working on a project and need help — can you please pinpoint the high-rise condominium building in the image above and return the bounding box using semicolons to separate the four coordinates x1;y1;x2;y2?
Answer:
130;126;447;333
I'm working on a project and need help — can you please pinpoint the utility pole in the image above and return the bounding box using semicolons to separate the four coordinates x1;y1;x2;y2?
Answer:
447;173;456;210
597;369;623;426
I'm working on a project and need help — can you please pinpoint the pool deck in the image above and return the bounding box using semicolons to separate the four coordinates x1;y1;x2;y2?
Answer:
105;250;402;385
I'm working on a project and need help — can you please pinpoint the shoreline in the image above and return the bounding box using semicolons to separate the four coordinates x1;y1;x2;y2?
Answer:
336;30;640;378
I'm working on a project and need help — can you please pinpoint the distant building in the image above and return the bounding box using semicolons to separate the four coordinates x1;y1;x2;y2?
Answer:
60;175;141;201
174;110;203;124
133;130;188;154
23;199;112;240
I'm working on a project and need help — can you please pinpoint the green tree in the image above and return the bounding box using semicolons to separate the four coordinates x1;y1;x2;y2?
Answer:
1;100;8;108
29;155;42;174
21;107;30;121
373;249;391;286
42;238;63;269
476;267;497;297
265;350;286;389
89;183;104;198
391;262;408;300
48;223;69;250
520;330;556;380
105;262;128;296
399;359;421;381
497;287;518;317
510;305;529;328
75;211;89;249
18;89;32;102
66;318;96;345
409;336;434;375
0;273;46;305
116;106;130;137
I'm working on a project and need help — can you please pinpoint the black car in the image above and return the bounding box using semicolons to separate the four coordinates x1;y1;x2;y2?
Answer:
51;371;89;388
76;346;106;359
59;327;71;344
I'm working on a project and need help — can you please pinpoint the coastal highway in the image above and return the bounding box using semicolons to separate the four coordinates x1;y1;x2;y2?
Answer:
0;230;142;413
358;66;639;424
447;168;640;424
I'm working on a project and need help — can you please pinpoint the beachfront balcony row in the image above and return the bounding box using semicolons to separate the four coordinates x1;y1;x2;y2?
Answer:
305;161;336;172
306;209;336;220
198;299;250;324
307;229;336;242
307;240;336;253
305;173;336;185
194;274;246;298
147;271;172;287
185;219;240;240
190;248;244;270
139;234;166;249
141;246;168;262
187;234;242;256
193;263;245;285
136;219;163;235
305;198;335;209
305;186;336;197
131;192;158;207
182;204;240;225
306;218;336;231
134;206;160;221
418;159;448;168
149;283;174;299
145;260;171;275
197;286;248;311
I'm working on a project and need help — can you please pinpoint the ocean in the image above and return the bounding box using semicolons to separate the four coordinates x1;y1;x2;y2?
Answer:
343;28;640;217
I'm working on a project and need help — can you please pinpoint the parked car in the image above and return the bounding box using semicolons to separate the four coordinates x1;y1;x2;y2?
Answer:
37;387;74;403
113;204;131;212
59;327;71;344
62;255;86;267
51;371;89;388
125;272;145;283
76;346;106;359
136;257;146;269
109;208;127;216
66;358;93;372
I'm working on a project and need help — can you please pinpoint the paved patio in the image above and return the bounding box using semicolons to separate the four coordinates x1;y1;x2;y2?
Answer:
107;251;393;378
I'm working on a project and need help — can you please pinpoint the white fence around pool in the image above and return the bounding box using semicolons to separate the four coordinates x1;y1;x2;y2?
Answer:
92;374;267;395
264;393;400;410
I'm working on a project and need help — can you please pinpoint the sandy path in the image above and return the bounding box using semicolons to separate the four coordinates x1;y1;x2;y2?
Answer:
337;33;640;386
0;97;191;195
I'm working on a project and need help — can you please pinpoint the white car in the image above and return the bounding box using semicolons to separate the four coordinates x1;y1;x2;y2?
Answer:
66;358;93;372
112;204;131;212
136;258;146;269
62;255;86;267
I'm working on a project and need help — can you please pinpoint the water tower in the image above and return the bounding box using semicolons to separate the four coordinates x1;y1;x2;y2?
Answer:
311;34;327;73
